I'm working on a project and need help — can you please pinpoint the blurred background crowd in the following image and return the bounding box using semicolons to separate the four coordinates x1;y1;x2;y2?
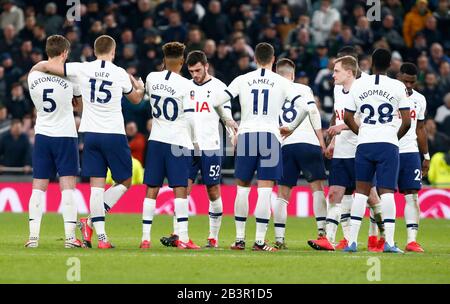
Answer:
0;0;449;186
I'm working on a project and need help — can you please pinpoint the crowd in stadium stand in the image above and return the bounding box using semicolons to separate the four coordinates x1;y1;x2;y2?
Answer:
0;0;449;184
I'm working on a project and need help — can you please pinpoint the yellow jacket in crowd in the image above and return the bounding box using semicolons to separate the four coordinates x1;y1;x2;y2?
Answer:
428;152;450;188
106;157;144;185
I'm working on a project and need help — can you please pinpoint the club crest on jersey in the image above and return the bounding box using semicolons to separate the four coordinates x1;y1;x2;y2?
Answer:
190;90;195;100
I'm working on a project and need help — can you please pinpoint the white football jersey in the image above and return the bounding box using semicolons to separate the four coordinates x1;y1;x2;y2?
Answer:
215;68;301;142
187;77;232;151
146;70;194;149
397;89;427;153
64;60;133;135
281;83;319;147
346;74;410;146
28;71;80;138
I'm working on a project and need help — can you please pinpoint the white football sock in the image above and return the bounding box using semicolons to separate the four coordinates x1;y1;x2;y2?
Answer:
380;193;396;247
313;190;327;236
173;213;178;236
340;194;353;240
28;189;45;240
326;203;341;244
254;187;272;245
104;184;128;212
174;198;189;243
273;198;288;242
368;206;378;237
348;193;368;245
61;189;77;241
208;197;223;240
404;193;420;243
234;186;250;242
90;187;107;241
142;198;156;242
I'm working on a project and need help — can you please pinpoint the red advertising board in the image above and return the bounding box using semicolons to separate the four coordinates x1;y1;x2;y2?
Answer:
0;183;449;219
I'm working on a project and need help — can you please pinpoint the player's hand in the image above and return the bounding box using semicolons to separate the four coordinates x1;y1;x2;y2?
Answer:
325;144;334;159
23;165;32;174
279;126;293;139
225;119;238;134
422;159;430;177
129;74;144;90
328;125;343;137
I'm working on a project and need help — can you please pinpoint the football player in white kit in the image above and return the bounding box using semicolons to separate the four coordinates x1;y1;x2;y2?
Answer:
31;35;145;249
159;50;236;248
273;58;327;250
343;48;411;253
396;63;429;252
140;42;200;250
26;35;83;248
213;43;312;251
309;55;384;252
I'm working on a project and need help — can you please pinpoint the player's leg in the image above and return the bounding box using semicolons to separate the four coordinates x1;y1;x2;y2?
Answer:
141;140;165;248
345;143;376;252
59;176;83;248
168;145;199;249
399;152;423;252
206;184;221;247
252;132;282;252
339;188;354;246
376;143;402;253
274;143;299;249
80;133;112;248
26;179;49;248
54;136;83;248
325;186;345;244
232;133;257;250
140;186;159;249
26;134;54;248
274;185;290;249
200;150;222;248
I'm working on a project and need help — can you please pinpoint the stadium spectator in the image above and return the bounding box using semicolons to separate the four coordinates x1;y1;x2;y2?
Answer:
0;119;31;174
180;0;201;26
420;72;443;118
162;11;187;43
376;14;405;51
5;83;32;120
18;15;36;41
403;0;432;48
0;66;7;101
200;0;232;43
421;15;442;47
429;43;450;74
428;150;450;188
126;121;146;165
426;119;450;156
2;53;23;90
438;61;450;92
0;0;24;31
0;24;20;55
433;0;450;47
311;0;340;45
37;2;64;36
31;24;47;51
435;93;450;128
382;0;405;29
185;25;204;54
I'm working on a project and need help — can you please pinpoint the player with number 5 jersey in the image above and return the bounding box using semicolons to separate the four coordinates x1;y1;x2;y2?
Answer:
31;35;145;249
344;48;411;253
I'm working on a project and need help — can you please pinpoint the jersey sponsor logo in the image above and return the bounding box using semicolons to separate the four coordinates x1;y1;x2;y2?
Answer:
196;101;211;113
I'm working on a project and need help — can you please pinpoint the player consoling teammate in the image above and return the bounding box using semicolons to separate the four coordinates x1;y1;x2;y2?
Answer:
27;34;428;253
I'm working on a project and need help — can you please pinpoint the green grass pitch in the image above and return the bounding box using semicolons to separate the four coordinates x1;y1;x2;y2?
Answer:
0;213;449;284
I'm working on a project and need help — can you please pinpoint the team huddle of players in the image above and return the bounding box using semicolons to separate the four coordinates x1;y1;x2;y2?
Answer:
24;33;428;254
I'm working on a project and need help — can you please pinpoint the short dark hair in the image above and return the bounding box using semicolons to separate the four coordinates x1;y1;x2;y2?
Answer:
46;35;70;58
372;48;391;71
337;46;358;59
400;62;418;76
162;42;185;59
255;42;274;65
94;35;116;55
276;58;295;70
186;50;207;66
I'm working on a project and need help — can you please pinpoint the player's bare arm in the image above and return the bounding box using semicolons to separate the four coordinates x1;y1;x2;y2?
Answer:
30;60;65;77
416;120;430;176
343;110;359;135
397;109;412;140
126;74;145;104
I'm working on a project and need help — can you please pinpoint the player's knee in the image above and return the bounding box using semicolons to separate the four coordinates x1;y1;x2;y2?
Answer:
207;185;220;201
119;178;132;189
